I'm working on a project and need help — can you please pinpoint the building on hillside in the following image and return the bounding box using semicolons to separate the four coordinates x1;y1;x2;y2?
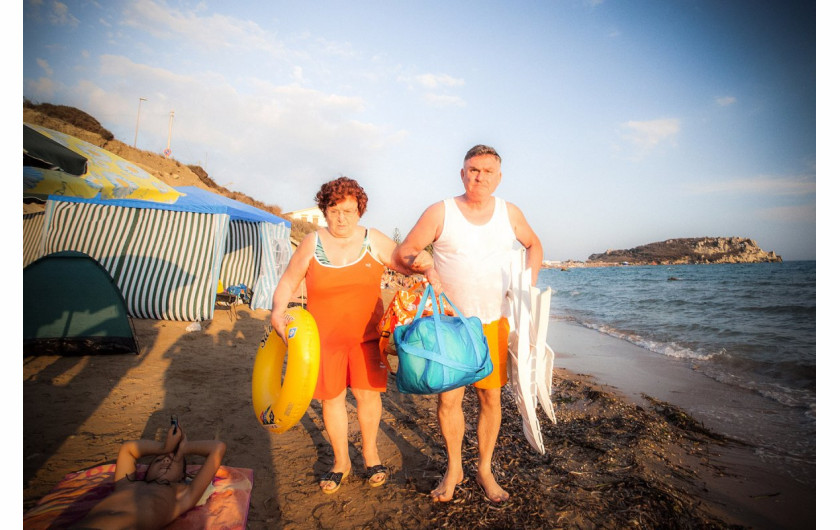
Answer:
286;206;326;227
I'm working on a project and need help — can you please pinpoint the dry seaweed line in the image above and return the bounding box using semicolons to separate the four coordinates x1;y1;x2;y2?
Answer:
403;373;737;529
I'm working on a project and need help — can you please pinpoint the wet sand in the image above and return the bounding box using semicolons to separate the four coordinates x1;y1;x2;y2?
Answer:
548;320;816;528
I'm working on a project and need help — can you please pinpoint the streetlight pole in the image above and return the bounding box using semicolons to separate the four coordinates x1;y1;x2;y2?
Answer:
165;110;174;158
133;97;147;148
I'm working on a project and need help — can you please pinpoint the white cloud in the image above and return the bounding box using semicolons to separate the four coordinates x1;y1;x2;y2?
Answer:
399;73;466;107
716;96;736;106
422;93;466;108
76;54;401;212
36;58;52;76
621;118;680;150
25;76;58;99
48;1;79;26
120;0;286;57
687;175;816;196
415;73;465;89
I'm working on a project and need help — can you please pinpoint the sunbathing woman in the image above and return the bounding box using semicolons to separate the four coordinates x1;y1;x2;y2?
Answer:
72;420;226;529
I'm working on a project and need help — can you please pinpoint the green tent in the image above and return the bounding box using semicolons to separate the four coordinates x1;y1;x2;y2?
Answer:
24;251;139;355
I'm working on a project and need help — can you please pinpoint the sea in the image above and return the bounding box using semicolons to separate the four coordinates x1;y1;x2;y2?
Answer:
537;261;816;482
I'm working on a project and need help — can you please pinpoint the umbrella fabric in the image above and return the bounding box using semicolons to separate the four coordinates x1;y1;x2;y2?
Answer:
24;124;88;175
24;166;102;200
23;123;183;204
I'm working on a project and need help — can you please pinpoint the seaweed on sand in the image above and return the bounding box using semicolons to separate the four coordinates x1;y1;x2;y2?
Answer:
413;375;739;529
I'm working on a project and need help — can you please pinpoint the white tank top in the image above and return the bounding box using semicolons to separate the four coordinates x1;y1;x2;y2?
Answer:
433;197;517;323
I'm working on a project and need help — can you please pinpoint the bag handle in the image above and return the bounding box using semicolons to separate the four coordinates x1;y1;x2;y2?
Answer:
413;283;438;321
413;284;487;365
437;291;486;359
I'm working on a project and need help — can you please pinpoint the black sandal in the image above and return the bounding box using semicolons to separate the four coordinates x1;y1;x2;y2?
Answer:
319;469;349;494
365;464;388;488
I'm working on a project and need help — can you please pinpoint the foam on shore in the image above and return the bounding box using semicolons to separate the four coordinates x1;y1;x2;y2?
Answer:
546;318;815;487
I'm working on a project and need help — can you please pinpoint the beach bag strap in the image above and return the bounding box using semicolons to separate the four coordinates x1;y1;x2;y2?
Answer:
407;285;486;371
438;291;486;353
412;283;436;320
398;342;483;373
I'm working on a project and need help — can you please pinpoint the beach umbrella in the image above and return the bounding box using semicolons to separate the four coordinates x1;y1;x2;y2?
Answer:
23;123;183;204
23;166;103;199
24;123;88;176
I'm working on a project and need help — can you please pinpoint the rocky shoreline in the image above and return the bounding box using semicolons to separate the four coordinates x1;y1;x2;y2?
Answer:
544;236;782;268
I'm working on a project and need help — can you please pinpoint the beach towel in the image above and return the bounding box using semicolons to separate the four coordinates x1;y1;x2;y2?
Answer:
23;464;254;529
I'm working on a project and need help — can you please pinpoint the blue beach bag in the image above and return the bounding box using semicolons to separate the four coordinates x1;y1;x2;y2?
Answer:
393;284;493;394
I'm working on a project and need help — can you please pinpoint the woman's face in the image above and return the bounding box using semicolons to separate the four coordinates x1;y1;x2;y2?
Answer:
324;196;360;238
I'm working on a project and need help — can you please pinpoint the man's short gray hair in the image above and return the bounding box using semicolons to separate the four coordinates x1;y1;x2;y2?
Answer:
464;144;501;163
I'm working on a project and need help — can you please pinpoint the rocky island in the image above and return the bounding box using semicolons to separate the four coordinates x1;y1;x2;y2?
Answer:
544;237;782;268
590;237;782;265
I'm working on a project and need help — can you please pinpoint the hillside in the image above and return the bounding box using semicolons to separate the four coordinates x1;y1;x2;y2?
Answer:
587;237;782;265
23;101;286;218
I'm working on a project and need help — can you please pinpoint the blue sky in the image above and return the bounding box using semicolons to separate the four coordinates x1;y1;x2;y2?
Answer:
20;0;818;261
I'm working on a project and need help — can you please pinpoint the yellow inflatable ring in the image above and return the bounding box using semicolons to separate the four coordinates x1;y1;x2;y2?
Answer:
252;307;320;434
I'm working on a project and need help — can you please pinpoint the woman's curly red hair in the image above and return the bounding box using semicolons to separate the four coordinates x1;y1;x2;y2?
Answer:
315;176;368;216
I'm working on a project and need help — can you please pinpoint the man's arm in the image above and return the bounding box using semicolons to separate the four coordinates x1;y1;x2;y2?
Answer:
113;424;183;483
394;202;445;288
174;439;227;515
507;203;543;286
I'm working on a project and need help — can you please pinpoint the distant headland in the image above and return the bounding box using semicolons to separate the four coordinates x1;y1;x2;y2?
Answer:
544;237;782;269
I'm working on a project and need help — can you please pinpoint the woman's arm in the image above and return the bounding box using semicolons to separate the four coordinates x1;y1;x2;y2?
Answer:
369;228;432;276
270;232;316;335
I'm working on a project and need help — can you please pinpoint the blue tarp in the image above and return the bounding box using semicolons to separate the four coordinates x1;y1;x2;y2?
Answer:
49;185;289;226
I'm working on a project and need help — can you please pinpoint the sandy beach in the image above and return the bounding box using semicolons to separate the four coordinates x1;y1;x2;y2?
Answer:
23;290;815;528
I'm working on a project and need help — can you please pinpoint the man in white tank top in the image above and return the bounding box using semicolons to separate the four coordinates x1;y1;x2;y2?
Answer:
396;145;543;504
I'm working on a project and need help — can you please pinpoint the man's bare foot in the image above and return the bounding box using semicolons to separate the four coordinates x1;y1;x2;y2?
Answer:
476;472;509;504
430;469;464;502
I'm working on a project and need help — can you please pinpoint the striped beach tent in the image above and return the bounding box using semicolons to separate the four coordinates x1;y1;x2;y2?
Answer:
23;204;46;268
26;187;290;321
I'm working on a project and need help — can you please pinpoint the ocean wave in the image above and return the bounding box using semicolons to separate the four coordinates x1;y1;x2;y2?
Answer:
577;321;721;361
695;365;815;409
542;262;815;415
566;319;814;411
740;304;816;315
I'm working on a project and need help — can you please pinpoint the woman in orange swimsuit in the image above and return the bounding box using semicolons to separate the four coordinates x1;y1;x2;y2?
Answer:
271;176;430;494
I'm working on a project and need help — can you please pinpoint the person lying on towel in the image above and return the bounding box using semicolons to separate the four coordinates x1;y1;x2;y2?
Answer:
72;419;226;529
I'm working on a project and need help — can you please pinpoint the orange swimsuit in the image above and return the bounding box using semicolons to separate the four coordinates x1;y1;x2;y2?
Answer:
306;231;388;400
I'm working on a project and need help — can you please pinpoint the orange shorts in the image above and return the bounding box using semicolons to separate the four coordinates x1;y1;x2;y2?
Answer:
474;317;509;389
313;338;388;400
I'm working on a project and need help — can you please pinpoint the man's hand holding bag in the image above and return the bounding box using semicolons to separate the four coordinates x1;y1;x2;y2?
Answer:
393;284;493;394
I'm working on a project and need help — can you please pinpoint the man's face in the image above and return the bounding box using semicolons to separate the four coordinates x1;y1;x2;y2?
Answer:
145;453;184;483
460;154;502;199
